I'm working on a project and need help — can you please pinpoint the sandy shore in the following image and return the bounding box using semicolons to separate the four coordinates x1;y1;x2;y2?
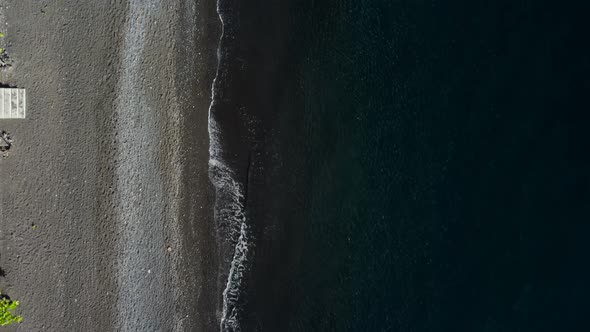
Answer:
0;1;219;331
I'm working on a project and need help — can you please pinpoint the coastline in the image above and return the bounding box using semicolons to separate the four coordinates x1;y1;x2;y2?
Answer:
208;0;253;329
207;0;310;330
175;0;222;330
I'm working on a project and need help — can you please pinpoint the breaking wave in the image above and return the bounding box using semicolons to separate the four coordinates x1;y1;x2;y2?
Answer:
208;1;253;331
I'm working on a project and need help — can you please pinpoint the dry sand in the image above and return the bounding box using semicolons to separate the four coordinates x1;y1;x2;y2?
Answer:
0;1;220;331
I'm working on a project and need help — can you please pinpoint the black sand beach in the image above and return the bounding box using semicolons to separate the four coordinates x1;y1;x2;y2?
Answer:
2;1;589;331
0;1;220;330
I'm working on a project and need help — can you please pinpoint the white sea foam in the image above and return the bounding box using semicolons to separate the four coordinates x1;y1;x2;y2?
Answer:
209;87;252;332
221;222;252;332
208;2;253;331
208;146;252;332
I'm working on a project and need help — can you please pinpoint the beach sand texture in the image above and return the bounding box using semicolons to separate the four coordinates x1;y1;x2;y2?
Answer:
0;1;219;330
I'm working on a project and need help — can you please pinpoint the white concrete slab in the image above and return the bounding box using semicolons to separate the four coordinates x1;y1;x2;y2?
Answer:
0;88;26;118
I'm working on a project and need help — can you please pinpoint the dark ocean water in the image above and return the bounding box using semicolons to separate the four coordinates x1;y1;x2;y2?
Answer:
212;1;590;331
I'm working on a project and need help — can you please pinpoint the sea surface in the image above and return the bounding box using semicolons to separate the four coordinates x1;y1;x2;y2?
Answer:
209;1;590;331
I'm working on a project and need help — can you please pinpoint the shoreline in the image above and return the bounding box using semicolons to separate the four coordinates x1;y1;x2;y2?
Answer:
175;0;222;329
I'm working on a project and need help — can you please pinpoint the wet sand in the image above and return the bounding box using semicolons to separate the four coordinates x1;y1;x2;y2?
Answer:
0;1;219;331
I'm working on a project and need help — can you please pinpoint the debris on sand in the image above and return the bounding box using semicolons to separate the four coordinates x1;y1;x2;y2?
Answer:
0;49;11;68
0;130;12;152
0;31;11;68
